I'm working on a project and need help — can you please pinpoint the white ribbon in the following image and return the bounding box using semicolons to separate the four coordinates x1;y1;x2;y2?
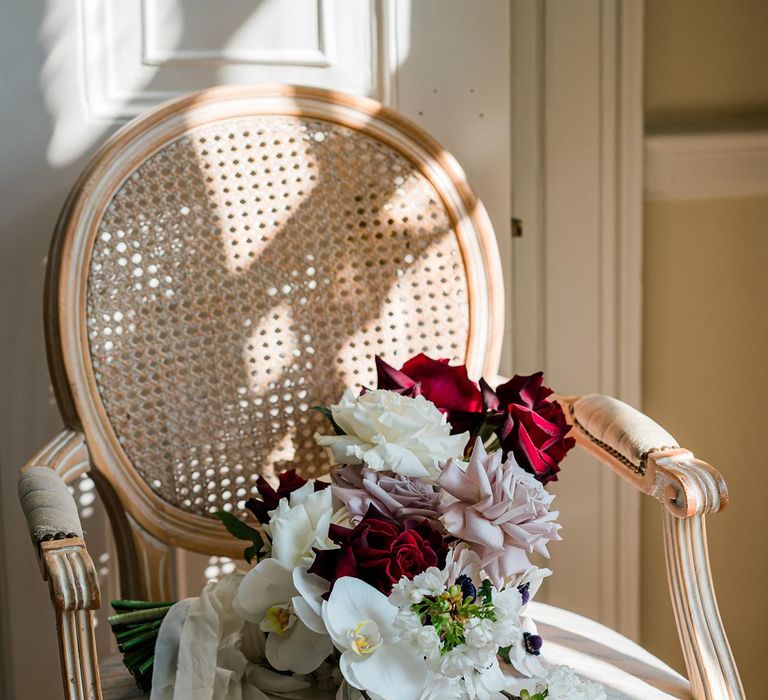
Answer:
150;572;338;700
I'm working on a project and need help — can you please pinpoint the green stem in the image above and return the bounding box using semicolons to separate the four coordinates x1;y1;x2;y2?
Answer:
108;606;172;628
118;629;163;653
113;620;163;642
111;599;174;611
138;656;155;677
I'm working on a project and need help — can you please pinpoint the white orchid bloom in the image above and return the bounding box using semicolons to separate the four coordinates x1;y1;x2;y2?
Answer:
233;558;332;675
322;576;430;700
266;481;338;569
315;389;468;478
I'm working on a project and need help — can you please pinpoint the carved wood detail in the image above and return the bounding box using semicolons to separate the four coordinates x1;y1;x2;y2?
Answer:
663;509;744;699
124;513;174;601
24;428;90;483
561;392;744;698
21;433;104;700
41;538;103;700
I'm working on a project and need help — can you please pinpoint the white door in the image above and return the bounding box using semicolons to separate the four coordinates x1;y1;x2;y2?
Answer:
0;1;641;697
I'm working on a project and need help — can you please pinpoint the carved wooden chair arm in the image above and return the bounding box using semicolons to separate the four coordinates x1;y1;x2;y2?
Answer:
19;430;103;699
559;393;727;518
556;393;744;700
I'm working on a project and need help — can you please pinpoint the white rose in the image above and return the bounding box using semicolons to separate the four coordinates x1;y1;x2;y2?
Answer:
266;481;337;568
315;389;468;478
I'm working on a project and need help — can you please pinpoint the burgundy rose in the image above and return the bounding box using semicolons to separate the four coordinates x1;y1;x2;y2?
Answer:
481;373;575;484
244;469;328;525
375;353;484;433
308;505;449;595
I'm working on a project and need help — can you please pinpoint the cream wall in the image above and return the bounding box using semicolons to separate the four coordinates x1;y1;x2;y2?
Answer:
642;2;768;697
645;0;768;129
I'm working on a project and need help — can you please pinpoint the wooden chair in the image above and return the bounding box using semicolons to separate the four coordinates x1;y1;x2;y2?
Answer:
17;85;743;699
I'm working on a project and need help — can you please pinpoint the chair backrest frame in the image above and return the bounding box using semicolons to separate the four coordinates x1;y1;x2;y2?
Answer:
44;84;504;557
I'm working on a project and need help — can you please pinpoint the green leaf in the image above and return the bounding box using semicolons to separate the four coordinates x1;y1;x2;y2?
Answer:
243;544;259;565
214;511;264;564
479;578;493;605
312;405;346;435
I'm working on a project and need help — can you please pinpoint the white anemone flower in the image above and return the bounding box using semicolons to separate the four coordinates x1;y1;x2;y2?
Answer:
266;481;337;568
233;558;332;675
502;617;547;678
509;566;552;608
322;576;430;700
315;389;468;478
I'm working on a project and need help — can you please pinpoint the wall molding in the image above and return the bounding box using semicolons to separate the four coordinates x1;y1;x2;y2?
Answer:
645;130;768;200
80;0;375;121
141;0;336;68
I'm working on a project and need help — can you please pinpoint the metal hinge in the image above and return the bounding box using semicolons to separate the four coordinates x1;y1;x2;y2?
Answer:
511;217;523;238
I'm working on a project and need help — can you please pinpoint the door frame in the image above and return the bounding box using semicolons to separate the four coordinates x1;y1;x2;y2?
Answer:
510;0;644;639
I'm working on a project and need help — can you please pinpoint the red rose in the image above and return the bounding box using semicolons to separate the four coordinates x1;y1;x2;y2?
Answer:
308;506;449;595
481;373;575;484
244;470;328;524
375;354;484;433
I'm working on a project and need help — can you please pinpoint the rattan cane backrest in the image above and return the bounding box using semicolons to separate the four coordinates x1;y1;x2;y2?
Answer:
46;85;503;552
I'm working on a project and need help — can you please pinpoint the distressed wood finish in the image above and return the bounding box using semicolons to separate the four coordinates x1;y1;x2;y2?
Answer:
42;538;102;700
20;431;103;699
564;394;744;699
24;428;90;483
44;84;504;557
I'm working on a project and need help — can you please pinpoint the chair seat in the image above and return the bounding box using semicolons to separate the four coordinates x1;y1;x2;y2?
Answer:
529;602;690;699
100;655;146;699
99;603;690;699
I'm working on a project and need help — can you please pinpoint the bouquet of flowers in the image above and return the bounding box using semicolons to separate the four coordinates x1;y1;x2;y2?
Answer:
109;354;606;700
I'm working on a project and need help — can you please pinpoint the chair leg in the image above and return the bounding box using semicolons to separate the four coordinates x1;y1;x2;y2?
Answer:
55;608;102;700
663;510;744;699
43;538;103;700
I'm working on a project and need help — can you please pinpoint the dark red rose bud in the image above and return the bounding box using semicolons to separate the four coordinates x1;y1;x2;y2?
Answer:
244;469;328;525
308;505;449;595
484;373;575;484
375;354;483;434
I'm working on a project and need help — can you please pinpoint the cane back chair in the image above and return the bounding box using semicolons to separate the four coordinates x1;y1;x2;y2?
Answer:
18;85;743;699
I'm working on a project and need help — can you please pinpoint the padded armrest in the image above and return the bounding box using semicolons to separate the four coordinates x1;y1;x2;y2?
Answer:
18;431;102;698
567;393;679;475
558;393;728;518
19;466;83;544
19;430;101;611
